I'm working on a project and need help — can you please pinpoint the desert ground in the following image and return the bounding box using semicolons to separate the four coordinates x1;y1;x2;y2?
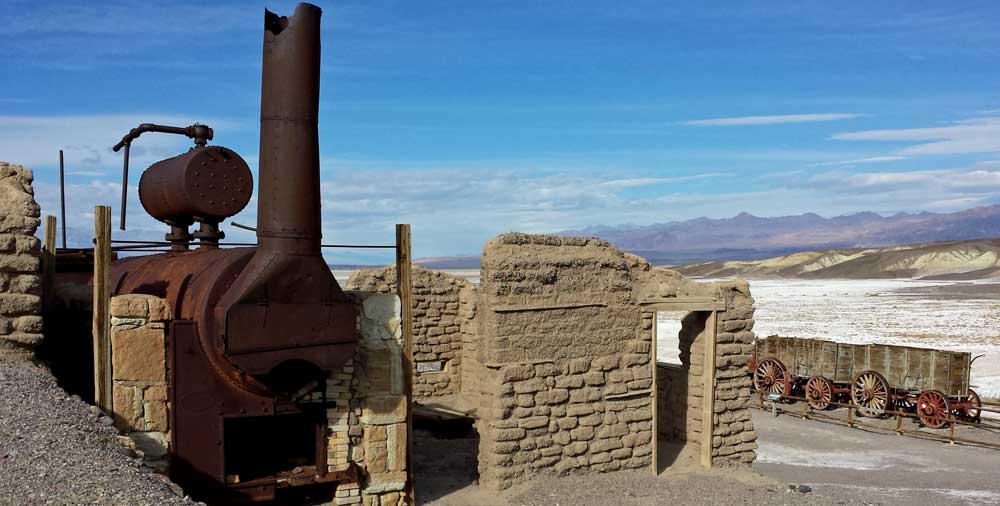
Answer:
411;410;1000;506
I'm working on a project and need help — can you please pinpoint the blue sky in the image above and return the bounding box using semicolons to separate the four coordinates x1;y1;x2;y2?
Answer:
3;1;1000;263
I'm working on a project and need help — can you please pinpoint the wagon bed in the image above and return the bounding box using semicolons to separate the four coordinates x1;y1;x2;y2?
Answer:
754;335;971;396
750;335;980;428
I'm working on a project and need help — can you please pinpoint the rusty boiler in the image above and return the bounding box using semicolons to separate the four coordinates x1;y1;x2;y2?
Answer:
110;4;358;502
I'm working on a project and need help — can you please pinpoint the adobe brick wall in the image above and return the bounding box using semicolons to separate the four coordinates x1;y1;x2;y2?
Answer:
473;234;758;487
0;162;43;355
346;266;476;398
475;234;655;489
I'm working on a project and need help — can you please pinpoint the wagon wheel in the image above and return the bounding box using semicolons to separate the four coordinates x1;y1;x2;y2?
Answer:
957;389;982;423
851;370;891;418
917;390;951;429
753;358;790;396
805;376;834;410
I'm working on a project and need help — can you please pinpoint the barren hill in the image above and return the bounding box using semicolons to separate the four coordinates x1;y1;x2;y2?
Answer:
564;205;1000;264
672;238;1000;280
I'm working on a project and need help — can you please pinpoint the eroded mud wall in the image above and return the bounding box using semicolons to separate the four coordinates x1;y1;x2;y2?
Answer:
475;234;655;489
0;162;42;356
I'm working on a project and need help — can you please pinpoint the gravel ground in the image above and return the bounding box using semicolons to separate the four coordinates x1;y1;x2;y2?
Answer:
0;356;196;506
414;424;869;506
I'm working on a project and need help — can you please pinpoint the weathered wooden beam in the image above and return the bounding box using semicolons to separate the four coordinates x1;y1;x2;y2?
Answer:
492;302;607;313
700;310;718;470
640;300;725;312
42;216;57;324
649;310;658;475
92;206;113;413
395;223;414;502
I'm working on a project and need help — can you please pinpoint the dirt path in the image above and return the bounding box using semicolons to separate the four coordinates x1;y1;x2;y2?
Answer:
753;410;1000;506
413;407;1000;505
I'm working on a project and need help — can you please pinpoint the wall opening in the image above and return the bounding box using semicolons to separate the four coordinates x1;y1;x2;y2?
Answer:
656;310;708;472
656;311;687;366
412;414;479;503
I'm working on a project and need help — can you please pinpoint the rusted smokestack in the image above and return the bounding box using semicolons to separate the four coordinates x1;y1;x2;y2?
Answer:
258;3;323;254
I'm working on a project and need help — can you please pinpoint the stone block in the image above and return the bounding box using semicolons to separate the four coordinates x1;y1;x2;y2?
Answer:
111;326;166;382
569;358;590;374
494;428;526;442
570;426;594;441
555;375;584;389
368;425;387;443
143;400;168;432
0;254;39;273
519;416;548;429
583;371;605;386
0;293;40;316
361;396;407;425
563;442;588;456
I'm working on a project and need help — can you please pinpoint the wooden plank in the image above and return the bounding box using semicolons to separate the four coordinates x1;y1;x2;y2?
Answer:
395;224;414;502
92;206;113;413
640;300;725;312
493;302;606;313
700;310;718;470
42;216;57;325
649;310;658;475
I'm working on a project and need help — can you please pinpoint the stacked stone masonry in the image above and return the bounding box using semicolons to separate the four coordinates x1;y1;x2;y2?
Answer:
0;162;43;355
347;266;476;398
476;234;656;489
109;294;173;470
474;233;757;488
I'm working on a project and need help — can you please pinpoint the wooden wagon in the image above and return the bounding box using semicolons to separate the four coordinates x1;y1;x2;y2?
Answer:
749;335;982;428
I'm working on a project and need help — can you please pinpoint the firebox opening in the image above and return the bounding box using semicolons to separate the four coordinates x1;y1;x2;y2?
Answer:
255;359;326;398
223;413;319;482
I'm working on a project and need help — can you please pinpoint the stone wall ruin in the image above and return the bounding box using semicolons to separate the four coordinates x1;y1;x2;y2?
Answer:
347;266;477;399
0;162;43;356
347;233;759;490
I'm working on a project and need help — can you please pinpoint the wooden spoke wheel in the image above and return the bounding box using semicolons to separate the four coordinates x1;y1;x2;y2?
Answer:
805;376;834;410
957;388;981;423
753;358;790;396
917;390;951;429
851;370;891;418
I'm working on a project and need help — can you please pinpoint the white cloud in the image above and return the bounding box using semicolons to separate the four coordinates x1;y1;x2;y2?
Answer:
779;165;1000;201
0;114;241;171
682;113;864;126
832;116;1000;155
813;156;906;167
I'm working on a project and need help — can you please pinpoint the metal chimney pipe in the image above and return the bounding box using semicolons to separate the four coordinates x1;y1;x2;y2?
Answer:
258;3;323;255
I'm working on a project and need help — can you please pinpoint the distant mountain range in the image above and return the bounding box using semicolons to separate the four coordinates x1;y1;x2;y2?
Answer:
414;205;1000;275
672;238;1000;280
562;205;1000;265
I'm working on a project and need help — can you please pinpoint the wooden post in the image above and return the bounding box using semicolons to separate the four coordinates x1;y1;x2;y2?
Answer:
700;310;718;470
395;224;414;501
59;149;67;248
42;216;57;320
650;311;658;475
93;206;113;413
